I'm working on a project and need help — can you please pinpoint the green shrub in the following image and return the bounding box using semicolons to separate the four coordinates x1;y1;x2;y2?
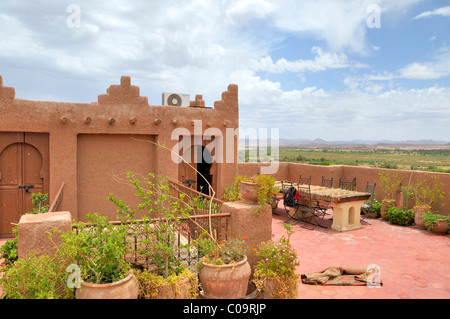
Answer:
1;230;77;300
386;206;414;226
423;212;450;231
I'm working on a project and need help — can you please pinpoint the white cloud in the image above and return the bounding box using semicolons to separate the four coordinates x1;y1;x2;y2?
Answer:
399;62;447;80
0;0;448;141
414;6;450;19
251;47;366;74
225;0;275;25
354;48;450;82
240;84;450;140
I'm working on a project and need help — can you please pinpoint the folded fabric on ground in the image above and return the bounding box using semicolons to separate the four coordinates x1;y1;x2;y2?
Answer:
301;266;382;286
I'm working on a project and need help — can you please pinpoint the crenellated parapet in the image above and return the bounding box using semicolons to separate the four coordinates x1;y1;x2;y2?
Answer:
0;75;16;101
214;84;238;114
96;75;149;107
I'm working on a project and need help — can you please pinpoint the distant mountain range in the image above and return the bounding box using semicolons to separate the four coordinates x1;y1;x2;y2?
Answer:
277;138;450;147
238;138;450;147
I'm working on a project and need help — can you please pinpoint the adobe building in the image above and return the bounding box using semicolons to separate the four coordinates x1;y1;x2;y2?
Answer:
0;75;239;238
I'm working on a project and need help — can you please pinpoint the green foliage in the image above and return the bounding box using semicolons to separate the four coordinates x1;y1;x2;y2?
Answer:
254;224;298;277
221;175;246;202
386;206;414;226
370;200;381;216
0;227;18;268
253;224;299;299
194;232;247;266
63;213;130;284
1;252;75;299
29;193;49;215
403;174;446;207
378;170;405;199
107;172;192;278
1;229;76;299
423;212;450;231
222;174;280;214
271;147;450;173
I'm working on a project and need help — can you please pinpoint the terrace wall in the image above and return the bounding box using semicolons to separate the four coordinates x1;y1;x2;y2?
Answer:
237;162;450;215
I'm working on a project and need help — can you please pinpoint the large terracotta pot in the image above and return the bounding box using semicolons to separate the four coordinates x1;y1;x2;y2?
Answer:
413;205;431;229
76;273;139;299
429;219;449;235
240;181;258;203
199;255;251;299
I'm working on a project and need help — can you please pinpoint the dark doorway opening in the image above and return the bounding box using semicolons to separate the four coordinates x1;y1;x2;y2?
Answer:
196;146;212;195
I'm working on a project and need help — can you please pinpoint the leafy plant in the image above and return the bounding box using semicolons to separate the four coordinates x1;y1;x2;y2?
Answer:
107;172;192;279
0;227;18;268
378;170;405;199
194;231;247;267
221;175;246;202
369;200;381;217
1;229;76;299
403;174;445;208
253;224;299;299
0;252;75;299
423;212;450;231
222;174;280;214
62;213;131;284
30;192;49;214
386;206;414;226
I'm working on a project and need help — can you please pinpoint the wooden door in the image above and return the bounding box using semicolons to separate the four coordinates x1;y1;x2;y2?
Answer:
0;133;49;238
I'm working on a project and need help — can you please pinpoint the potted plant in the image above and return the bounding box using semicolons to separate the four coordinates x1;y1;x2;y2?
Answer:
253;224;299;299
423;212;449;235
368;199;381;218
195;232;251;299
223;174;280;214
107;172;198;299
385;205;414;226
62;213;139;299
0;228;76;299
378;171;405;220
403;175;445;229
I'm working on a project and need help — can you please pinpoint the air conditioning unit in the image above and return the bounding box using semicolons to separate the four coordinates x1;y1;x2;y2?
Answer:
162;92;190;106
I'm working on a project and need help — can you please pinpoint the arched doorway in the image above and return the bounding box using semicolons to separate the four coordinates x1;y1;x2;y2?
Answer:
0;133;49;238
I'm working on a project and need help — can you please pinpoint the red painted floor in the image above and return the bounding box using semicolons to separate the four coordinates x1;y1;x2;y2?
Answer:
271;204;450;299
1;205;449;299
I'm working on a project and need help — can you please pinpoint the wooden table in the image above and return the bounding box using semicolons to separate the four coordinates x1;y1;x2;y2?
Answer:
275;181;371;232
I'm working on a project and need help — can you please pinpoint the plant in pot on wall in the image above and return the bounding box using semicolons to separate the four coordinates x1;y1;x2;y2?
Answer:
107;172;198;299
62;213;138;299
253;223;300;299
194;231;251;299
223;174;280;214
403;175;445;229
378;170;405;220
423;212;449;235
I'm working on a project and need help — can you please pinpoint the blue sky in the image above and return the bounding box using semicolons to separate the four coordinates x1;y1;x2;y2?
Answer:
1;0;449;141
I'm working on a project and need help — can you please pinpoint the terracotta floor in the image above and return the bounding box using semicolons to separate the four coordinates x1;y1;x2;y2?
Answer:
271;204;450;299
1;205;449;299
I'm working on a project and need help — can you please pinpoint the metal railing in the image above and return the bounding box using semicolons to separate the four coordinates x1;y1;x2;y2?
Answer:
72;178;230;272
